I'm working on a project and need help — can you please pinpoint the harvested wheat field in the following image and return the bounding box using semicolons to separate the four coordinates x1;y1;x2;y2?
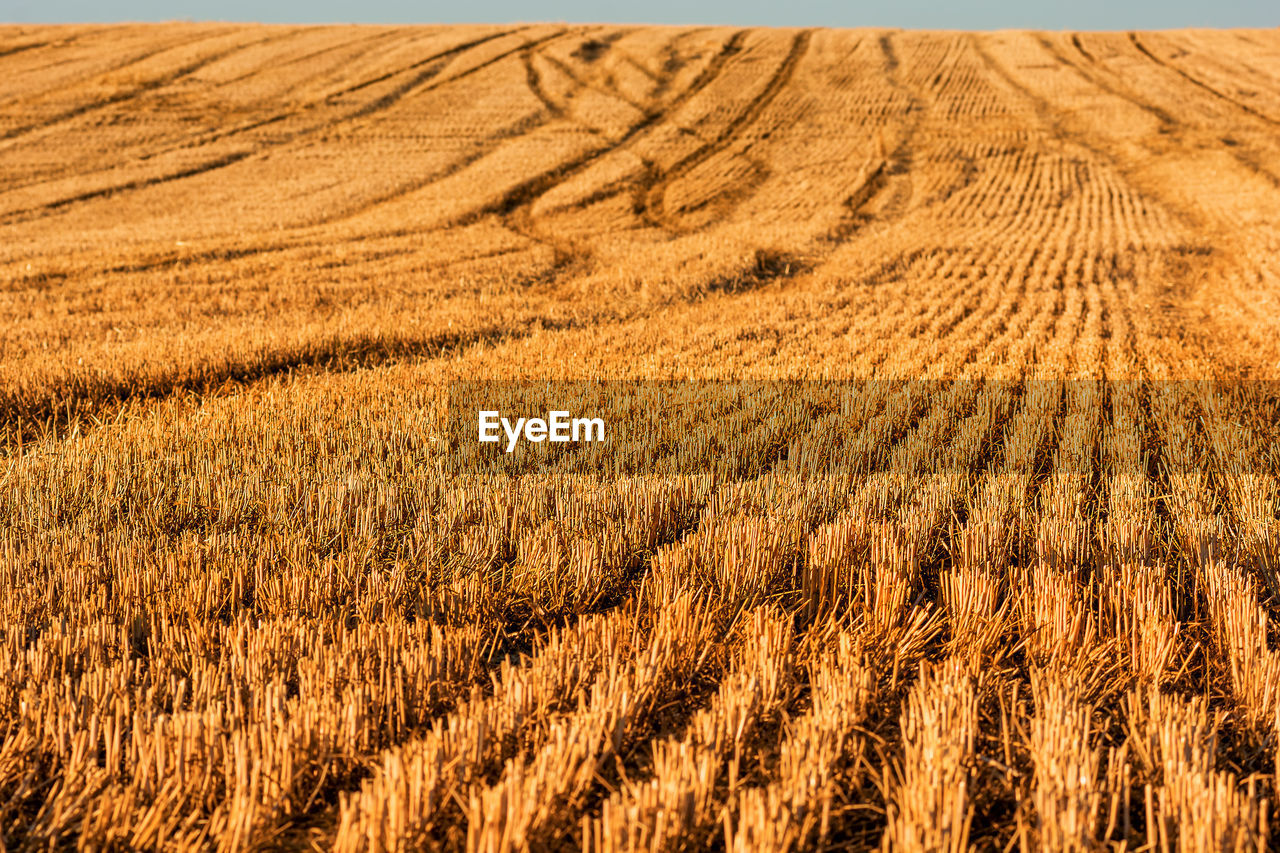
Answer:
2;21;1280;852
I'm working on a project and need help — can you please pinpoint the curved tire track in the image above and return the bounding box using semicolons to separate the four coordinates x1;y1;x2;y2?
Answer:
0;29;552;225
0;28;290;143
0;26;231;110
1129;32;1280;128
1035;33;1280;193
449;30;748;232
638;29;814;233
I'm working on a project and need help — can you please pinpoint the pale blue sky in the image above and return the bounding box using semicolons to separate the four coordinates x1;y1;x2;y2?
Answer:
2;0;1277;29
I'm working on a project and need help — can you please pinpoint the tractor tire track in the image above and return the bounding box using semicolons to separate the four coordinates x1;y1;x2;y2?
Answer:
967;32;1216;233
395;29;753;288
0;151;257;224
541;45;651;118
337;28;545;125
0;28;290;144
1069;33;1096;65
3;28;519;193
520;31;904;293
822;33;921;245
0;30;555;225
1129;32;1280;127
1037;33;1280;194
0;313;583;453
0;30;414;200
1037;34;1178;126
523;41;571;119
445;29;748;236
638;29;814;232
60;26;514;175
2;235;533;298
299;31;578;229
0;40;48;61
213;26;407;88
495;34;620;272
0;26;231;110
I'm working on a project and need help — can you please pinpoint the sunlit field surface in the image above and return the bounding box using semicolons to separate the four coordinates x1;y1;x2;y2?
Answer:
2;23;1280;851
